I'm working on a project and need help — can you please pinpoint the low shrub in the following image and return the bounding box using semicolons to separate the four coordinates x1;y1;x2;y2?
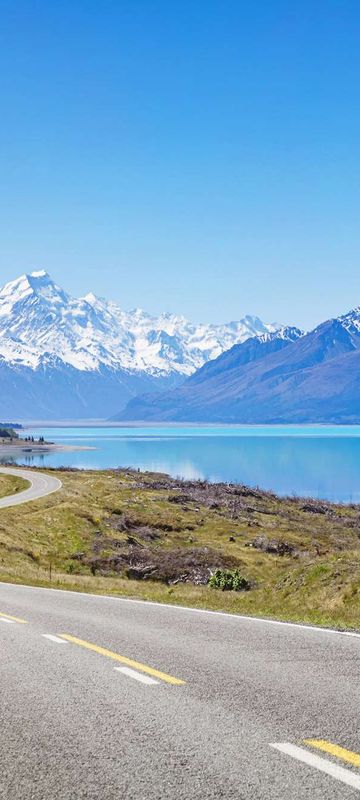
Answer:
208;568;252;592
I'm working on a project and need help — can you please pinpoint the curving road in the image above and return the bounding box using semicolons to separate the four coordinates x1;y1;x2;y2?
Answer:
0;466;62;508
1;582;360;799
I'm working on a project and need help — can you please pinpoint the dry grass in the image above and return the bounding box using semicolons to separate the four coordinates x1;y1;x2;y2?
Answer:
0;474;29;499
0;466;360;629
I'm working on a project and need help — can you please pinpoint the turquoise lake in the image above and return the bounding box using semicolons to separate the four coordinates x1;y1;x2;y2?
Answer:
3;424;360;503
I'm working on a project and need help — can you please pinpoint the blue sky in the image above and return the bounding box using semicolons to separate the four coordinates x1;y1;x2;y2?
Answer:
0;1;359;329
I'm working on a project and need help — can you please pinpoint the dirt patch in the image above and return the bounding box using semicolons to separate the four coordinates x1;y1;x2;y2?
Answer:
246;536;299;557
73;544;239;585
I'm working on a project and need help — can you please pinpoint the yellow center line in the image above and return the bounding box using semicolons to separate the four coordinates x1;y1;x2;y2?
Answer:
58;633;186;686
0;611;28;624
304;739;360;769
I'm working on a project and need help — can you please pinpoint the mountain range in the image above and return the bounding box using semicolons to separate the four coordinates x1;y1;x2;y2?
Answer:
0;271;279;419
118;311;360;424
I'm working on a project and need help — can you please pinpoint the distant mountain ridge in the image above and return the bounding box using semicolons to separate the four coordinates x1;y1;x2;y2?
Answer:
0;270;280;418
117;313;360;423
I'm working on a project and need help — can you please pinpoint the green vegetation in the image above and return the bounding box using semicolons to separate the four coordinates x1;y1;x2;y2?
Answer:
0;474;29;499
0;427;19;440
0;466;360;629
208;568;252;591
23;435;46;444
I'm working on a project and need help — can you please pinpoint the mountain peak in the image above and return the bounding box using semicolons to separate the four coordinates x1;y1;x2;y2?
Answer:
82;291;109;310
0;270;282;376
0;271;69;308
337;305;360;336
28;269;48;279
83;291;98;303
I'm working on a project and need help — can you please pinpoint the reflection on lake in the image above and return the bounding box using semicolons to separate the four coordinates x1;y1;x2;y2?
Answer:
3;424;360;503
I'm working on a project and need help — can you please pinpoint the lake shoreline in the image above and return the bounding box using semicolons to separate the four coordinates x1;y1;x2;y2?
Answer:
0;442;94;455
1;464;359;631
5;423;360;503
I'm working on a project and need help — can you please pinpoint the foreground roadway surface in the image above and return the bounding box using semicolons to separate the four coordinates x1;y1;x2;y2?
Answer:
1;582;360;799
0;466;61;507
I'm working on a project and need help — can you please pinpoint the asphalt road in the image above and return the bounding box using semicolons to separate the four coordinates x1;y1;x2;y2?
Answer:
0;466;61;507
1;582;360;799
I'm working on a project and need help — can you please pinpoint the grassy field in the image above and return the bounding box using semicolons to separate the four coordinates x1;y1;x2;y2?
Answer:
0;473;29;499
0;466;360;629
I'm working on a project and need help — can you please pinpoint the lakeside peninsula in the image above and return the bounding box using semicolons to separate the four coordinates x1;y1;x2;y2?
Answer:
0;424;92;456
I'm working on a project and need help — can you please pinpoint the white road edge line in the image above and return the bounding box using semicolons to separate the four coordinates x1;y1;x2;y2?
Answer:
114;666;159;685
271;743;360;792
42;634;68;644
0;617;15;624
3;582;360;641
0;467;62;508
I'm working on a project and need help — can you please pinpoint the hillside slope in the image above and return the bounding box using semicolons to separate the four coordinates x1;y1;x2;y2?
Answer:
119;316;360;423
1;465;360;629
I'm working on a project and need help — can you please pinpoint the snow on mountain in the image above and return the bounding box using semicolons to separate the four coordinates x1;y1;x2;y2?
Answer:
337;306;360;338
0;271;282;376
120;314;360;423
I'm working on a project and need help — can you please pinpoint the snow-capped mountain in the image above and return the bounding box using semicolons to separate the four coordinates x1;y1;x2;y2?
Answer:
0;270;284;419
338;306;360;337
0;271;281;377
119;312;360;424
